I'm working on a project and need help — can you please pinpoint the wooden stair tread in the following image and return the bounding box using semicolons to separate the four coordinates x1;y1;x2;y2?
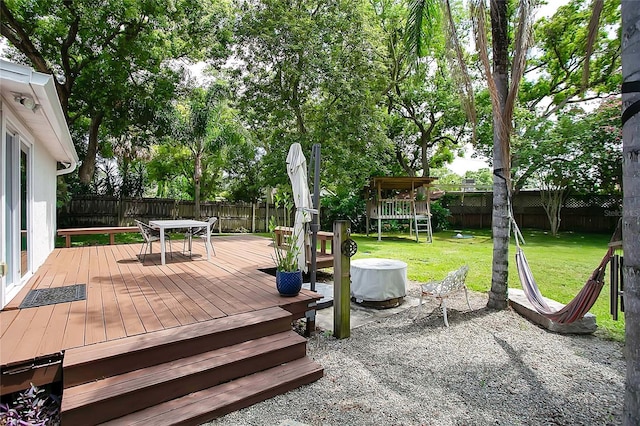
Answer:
99;357;324;426
63;307;293;387
62;331;306;411
64;307;290;367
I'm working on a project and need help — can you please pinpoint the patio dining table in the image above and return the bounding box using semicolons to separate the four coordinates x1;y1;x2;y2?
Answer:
149;219;213;265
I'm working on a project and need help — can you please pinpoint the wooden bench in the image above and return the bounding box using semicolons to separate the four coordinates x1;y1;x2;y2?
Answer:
273;226;334;269
57;226;140;248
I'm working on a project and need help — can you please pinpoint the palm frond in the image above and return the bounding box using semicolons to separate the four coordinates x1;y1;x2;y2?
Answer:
405;0;440;58
443;0;477;141
506;0;535;129
473;0;537;184
471;0;501;125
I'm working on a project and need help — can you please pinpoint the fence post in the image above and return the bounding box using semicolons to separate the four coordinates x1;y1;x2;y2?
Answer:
117;196;124;226
252;202;256;233
333;220;350;339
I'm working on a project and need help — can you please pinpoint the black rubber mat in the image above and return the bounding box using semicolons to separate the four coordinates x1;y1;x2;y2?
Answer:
19;284;86;309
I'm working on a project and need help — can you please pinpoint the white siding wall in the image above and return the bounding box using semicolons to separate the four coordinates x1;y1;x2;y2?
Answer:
31;141;57;269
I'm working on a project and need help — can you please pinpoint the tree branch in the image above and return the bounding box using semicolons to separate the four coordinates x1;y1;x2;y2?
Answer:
0;2;51;73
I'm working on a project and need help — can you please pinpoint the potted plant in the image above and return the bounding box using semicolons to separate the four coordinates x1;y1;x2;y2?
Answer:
270;218;303;296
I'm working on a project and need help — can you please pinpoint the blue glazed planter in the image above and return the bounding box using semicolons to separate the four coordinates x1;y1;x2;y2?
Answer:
276;270;303;297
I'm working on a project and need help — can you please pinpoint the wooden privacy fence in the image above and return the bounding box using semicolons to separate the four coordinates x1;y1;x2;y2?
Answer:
58;191;622;234
445;191;621;233
57;196;297;233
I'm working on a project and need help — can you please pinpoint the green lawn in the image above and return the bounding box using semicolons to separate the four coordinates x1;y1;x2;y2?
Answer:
55;229;625;341
351;229;624;341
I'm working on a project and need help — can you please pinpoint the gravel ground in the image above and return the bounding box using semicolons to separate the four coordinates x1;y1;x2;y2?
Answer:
205;282;626;426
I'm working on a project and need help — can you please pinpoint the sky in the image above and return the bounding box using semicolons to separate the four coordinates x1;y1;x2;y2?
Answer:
448;0;572;175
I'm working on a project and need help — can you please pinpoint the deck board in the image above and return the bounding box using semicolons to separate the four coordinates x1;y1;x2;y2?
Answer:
1;235;321;375
103;245;147;338
1;307;39;365
111;244;180;331
121;245;206;324
115;244;196;326
171;262;251;316
85;246;108;345
36;272;72;358
99;245;127;341
59;248;88;351
155;264;225;320
0;310;19;336
5;270;57;363
177;260;265;311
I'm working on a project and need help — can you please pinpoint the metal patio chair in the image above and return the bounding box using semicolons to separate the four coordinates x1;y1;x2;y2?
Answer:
415;265;470;327
183;217;217;258
135;220;172;262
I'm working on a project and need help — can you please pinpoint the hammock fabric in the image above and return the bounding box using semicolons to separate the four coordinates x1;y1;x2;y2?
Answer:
515;245;614;324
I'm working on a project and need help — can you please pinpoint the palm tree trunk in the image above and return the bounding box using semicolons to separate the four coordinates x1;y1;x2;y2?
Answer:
621;2;640;423
194;153;202;219
487;0;510;310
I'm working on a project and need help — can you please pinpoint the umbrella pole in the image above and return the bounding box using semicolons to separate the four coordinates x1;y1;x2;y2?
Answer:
310;143;321;292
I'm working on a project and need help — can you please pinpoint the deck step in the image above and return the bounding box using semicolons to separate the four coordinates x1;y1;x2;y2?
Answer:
61;331;308;425
63;306;292;387
99;357;324;426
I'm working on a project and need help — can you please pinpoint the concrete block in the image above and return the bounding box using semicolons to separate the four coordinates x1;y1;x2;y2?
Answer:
508;288;597;334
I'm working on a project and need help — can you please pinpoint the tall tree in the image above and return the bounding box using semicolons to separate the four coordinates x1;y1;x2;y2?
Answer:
471;0;534;309
160;85;242;217
522;0;621;117
406;0;532;309
232;0;390;194
1;0;231;184
621;2;640;422
474;98;622;234
535;100;622;234
372;0;468;177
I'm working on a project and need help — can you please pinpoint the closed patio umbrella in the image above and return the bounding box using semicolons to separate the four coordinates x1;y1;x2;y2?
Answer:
286;143;314;273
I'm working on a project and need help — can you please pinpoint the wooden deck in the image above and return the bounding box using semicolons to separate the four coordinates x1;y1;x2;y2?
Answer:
0;235;322;396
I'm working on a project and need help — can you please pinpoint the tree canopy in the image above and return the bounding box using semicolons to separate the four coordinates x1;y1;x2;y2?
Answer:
0;0;622;204
1;0;232;184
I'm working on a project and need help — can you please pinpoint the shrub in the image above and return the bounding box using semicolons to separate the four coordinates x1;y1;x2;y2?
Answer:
430;200;451;231
0;384;60;426
321;192;366;232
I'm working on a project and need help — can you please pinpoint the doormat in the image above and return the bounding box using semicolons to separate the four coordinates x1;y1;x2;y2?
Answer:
19;284;86;309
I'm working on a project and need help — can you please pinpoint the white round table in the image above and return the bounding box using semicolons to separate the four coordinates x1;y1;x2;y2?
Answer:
350;258;408;305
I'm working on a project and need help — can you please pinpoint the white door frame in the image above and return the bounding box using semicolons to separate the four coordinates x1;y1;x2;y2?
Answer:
2;114;34;308
0;111;6;309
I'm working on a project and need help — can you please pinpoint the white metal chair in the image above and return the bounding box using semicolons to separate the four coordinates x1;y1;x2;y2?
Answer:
416;265;470;327
135;220;172;262
183;217;217;257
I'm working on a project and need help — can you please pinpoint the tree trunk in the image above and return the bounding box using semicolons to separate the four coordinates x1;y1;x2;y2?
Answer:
621;2;640;423
194;152;202;219
292;52;307;134
487;0;510;310
77;112;104;185
421;132;430;177
540;187;566;236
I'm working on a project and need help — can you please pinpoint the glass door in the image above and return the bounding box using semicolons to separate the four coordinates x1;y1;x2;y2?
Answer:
4;131;17;296
20;144;29;278
2;132;10;306
2;130;30;304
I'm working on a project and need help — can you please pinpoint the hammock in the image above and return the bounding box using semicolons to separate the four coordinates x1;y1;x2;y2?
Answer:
510;208;617;324
515;244;614;324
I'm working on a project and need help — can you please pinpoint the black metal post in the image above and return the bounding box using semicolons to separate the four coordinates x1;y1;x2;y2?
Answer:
310;144;321;292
